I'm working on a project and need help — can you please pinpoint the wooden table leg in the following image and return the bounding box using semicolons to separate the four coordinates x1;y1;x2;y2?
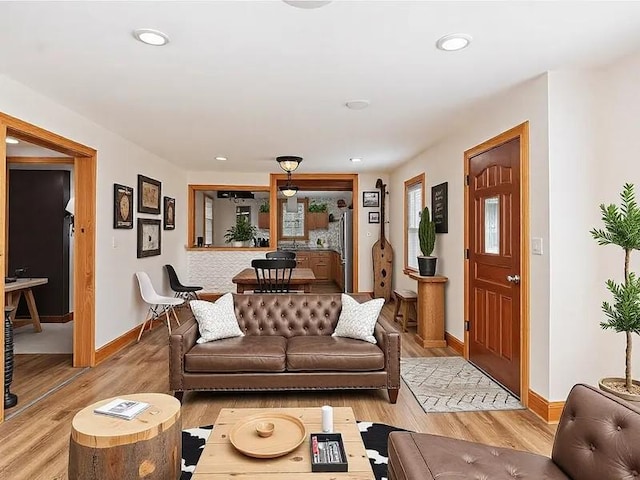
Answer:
5;292;20;324
303;283;311;293
23;289;43;333
236;285;245;293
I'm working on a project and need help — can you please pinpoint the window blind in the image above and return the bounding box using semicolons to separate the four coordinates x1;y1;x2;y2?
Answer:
204;197;214;245
406;182;422;269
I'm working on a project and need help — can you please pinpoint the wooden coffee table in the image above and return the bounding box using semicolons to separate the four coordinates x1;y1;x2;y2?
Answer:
193;407;374;479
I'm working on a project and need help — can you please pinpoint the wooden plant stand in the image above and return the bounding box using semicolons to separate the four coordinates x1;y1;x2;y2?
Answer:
408;273;448;348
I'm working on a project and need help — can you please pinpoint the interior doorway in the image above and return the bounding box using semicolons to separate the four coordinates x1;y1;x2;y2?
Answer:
269;173;359;292
464;122;530;405
1;112;96;423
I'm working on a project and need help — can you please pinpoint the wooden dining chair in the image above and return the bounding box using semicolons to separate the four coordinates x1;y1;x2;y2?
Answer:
265;250;296;259
251;259;296;293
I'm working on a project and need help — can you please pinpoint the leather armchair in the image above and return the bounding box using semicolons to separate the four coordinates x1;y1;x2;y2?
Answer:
388;384;640;479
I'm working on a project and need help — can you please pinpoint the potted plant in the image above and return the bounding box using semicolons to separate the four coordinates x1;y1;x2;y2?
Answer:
308;202;329;230
417;206;437;276
224;215;257;247
258;202;269;229
590;183;640;401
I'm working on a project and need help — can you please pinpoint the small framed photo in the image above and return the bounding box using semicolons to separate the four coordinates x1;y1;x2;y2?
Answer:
368;211;380;224
137;218;161;258
113;183;133;229
163;196;175;230
137;174;161;214
362;191;379;208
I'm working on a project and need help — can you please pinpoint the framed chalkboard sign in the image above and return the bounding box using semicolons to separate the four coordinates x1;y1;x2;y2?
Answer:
431;182;448;233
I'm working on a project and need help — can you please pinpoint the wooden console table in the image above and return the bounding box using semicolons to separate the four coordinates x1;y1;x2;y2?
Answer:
5;278;48;332
408;273;448;348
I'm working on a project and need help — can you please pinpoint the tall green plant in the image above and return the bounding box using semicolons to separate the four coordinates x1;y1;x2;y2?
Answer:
418;206;436;257
224;215;257;243
590;183;640;392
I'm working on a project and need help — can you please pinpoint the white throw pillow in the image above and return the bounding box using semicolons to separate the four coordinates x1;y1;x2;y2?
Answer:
332;294;384;344
190;293;244;344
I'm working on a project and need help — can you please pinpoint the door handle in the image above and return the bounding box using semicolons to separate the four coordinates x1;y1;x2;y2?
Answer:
506;274;520;284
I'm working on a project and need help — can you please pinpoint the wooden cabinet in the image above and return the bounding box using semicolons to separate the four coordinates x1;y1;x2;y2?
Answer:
295;252;310;269
258;212;269;229
310;252;330;280
308;212;329;230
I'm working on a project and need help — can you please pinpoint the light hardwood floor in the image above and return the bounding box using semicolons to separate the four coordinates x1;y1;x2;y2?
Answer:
0;302;556;480
7;354;85;421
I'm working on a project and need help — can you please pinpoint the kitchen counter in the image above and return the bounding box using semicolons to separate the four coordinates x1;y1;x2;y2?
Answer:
278;246;340;253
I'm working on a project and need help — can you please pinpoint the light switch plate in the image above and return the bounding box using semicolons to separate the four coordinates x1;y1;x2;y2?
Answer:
532;237;543;255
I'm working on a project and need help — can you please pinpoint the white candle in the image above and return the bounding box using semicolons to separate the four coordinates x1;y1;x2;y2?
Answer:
321;405;333;433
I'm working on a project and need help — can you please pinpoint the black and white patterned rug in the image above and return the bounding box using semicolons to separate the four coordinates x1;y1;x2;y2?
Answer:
181;421;406;480
401;357;524;413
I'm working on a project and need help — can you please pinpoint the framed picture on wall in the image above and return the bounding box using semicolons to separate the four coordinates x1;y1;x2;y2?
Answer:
368;211;380;224
362;191;379;207
113;183;133;229
137;174;161;214
163;196;175;230
137;218;161;258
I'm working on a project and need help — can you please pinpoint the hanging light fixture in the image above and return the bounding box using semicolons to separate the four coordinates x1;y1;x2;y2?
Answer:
276;155;303;196
276;155;303;173
279;172;298;197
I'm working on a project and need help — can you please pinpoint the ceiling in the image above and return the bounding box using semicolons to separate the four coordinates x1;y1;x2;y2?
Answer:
2;1;640;173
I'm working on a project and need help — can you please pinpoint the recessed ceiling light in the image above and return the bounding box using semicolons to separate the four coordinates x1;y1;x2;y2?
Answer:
133;29;170;46
345;100;370;110
436;33;472;51
350;158;362;163
5;137;19;144
283;1;332;9
215;156;228;161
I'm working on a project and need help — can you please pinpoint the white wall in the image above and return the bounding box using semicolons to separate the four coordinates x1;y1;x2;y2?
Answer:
544;53;640;400
546;70;604;400
0;75;187;349
389;75;552;398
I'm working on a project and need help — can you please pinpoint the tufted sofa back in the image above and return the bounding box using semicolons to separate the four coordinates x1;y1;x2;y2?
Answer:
233;293;351;337
552;383;640;480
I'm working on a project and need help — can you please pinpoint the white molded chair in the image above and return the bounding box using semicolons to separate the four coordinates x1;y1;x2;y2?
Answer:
135;272;184;342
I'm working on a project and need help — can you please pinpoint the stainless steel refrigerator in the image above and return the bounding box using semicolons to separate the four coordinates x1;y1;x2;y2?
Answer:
339;210;354;292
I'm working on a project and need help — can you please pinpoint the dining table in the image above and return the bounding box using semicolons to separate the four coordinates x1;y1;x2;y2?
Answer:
232;267;316;293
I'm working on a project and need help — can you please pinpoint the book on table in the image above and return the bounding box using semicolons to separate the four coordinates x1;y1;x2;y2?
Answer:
93;398;150;420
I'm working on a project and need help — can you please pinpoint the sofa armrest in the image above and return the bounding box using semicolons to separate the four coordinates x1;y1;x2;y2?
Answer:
552;383;640;480
374;316;401;390
169;317;199;391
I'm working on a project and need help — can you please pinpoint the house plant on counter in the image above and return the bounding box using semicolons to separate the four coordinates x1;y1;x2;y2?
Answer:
590;183;640;401
418;206;437;276
224;216;257;248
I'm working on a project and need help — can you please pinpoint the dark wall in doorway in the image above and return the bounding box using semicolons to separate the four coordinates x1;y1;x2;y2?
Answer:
9;169;71;318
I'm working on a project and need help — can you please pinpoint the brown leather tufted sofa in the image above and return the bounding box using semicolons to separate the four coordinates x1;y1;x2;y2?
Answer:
169;293;401;403
388;383;640;479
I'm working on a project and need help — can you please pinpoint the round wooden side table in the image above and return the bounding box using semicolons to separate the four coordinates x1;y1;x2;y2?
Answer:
68;393;181;480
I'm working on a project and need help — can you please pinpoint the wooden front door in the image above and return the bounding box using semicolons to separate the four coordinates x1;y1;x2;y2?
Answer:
468;137;521;396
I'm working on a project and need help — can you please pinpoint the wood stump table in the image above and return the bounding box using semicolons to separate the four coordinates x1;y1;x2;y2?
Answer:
69;393;181;480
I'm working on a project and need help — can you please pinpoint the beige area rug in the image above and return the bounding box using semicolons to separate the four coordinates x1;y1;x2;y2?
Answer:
401;357;524;413
13;322;73;354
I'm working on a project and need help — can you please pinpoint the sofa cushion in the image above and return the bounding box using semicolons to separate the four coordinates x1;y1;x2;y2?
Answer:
332;294;384;344
388;432;568;480
286;336;384;372
185;336;286;373
190;294;244;344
